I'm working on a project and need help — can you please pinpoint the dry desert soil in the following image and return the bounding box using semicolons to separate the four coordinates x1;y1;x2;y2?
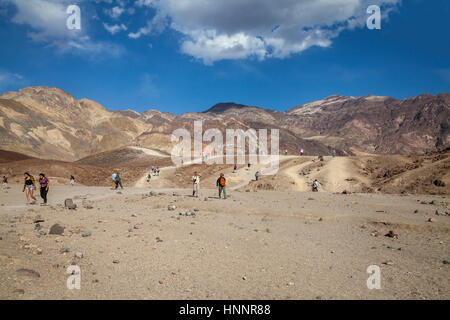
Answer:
0;154;449;300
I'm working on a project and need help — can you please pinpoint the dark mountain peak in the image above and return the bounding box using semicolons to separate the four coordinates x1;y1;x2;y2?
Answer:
203;102;252;113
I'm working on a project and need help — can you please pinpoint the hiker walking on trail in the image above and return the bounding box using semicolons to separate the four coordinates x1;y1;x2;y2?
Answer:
192;171;200;197
38;173;50;205
112;172;117;189
312;179;319;192
300;149;304;156
255;171;259;181
23;172;37;205
2;176;7;190
332;150;336;158
70;175;75;186
115;172;123;189
216;173;227;199
233;164;237;173
147;173;152;183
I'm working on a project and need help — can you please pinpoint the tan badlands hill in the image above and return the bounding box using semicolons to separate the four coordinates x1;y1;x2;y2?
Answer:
0;87;448;162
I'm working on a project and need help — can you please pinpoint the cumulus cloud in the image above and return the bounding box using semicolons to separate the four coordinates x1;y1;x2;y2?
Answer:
10;0;71;41
7;0;124;57
137;0;401;64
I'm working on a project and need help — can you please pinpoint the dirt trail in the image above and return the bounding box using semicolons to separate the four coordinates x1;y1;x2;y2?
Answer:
134;155;294;191
279;157;315;191
278;156;370;193
314;157;353;192
228;156;292;190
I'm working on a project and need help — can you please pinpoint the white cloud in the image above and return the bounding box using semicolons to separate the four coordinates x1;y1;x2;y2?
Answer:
138;0;401;64
103;23;127;35
128;10;166;39
7;0;124;57
10;0;71;41
105;5;125;19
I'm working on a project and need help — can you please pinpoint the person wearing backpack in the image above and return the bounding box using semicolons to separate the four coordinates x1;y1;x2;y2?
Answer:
111;172;117;189
216;173;227;199
115;172;123;189
255;171;259;181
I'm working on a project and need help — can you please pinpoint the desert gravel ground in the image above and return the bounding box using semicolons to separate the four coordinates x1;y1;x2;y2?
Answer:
0;184;449;300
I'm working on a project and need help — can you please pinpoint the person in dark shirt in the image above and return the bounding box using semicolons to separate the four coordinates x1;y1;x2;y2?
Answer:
2;176;7;190
39;173;50;205
216;173;227;199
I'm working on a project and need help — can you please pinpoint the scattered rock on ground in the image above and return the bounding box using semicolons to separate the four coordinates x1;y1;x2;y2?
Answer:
385;230;398;239
49;224;64;235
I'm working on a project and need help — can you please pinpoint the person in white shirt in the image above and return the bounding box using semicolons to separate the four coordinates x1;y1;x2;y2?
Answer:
192;172;201;197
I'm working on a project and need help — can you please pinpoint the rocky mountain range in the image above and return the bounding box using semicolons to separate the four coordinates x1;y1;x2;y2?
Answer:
0;86;448;161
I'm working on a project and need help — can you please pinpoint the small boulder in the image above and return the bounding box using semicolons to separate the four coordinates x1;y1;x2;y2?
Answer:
81;231;91;238
82;200;94;209
64;198;74;208
49;224;64;235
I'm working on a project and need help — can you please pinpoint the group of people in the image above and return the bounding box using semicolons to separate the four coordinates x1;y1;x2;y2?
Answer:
146;166;160;183
150;166;160;176
22;172;50;205
191;171;227;199
20;173;77;205
13;154;326;206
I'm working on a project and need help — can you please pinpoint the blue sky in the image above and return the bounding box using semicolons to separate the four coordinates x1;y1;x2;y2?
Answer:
0;0;449;114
